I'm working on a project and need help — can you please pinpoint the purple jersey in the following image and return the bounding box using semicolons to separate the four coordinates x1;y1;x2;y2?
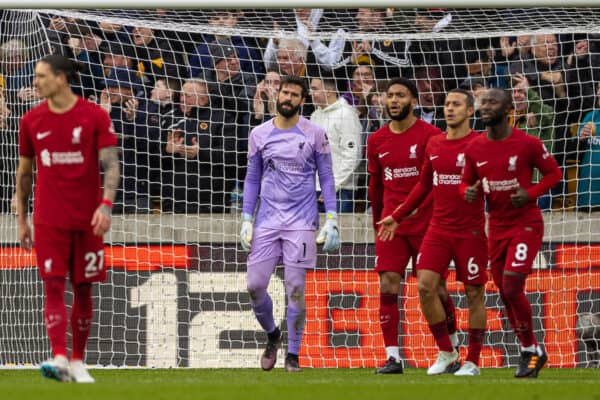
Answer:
243;116;336;231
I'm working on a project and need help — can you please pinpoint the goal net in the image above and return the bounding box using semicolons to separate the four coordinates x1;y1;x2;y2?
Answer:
0;7;599;369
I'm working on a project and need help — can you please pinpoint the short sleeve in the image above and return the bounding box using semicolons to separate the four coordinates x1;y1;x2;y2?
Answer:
95;105;117;149
19;115;34;157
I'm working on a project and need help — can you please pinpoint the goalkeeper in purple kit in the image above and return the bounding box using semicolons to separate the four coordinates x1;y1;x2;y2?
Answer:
240;75;340;372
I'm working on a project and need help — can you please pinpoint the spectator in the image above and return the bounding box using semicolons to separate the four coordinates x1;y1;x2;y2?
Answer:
189;10;264;79
576;81;600;211
262;8;345;78
341;64;375;110
207;38;256;201
100;41;136;87
130;25;187;89
332;8;413;80
414;66;446;130
162;78;227;213
99;67;146;213
0;38;36;214
135;77;180;211
510;73;556;209
0;88;10;129
310;76;362;212
251;67;281;125
459;76;488;131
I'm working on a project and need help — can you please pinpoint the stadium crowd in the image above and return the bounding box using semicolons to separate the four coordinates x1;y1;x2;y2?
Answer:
1;8;600;214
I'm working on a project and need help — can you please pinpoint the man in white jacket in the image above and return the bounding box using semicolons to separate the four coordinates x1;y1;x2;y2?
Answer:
310;76;362;212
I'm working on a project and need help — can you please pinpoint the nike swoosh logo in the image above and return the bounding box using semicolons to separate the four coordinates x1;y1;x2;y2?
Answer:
476;161;488;167
429;155;439;160
379;152;390;158
511;262;525;267
36;131;51;140
467;275;479;280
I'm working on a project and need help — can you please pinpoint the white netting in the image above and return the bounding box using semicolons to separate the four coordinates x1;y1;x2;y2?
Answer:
0;7;599;369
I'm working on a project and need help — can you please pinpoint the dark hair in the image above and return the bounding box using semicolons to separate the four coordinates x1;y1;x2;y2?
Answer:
39;54;82;83
447;88;475;108
279;75;309;99
385;77;418;99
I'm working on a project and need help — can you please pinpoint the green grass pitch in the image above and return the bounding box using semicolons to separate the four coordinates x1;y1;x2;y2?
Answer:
1;368;599;400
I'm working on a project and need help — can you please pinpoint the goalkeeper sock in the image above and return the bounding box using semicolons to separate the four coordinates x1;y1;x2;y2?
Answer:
44;278;67;357
252;294;276;334
379;293;399;347
71;283;93;361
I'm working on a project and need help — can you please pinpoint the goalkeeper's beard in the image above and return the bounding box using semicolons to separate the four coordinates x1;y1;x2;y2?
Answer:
387;103;412;122
277;100;301;119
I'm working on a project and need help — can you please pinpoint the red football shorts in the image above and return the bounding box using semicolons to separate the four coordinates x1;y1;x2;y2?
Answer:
34;224;106;284
488;223;543;283
416;229;488;285
374;234;422;277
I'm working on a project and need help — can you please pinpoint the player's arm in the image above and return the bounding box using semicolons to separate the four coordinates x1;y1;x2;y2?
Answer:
91;146;119;236
516;140;562;207
315;128;340;252
460;153;481;203
239;130;262;251
16;156;34;250
366;138;383;232
377;146;434;241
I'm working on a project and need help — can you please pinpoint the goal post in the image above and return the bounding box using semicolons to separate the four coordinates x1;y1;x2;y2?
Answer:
0;7;599;368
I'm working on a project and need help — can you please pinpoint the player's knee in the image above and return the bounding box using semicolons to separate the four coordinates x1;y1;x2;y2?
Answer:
417;279;437;300
287;286;305;305
464;285;484;308
246;284;267;304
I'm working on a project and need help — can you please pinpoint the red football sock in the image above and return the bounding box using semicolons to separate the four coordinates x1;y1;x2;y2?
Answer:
71;283;93;361
466;328;485;365
44;278;67;357
502;274;537;348
429;320;453;352
379;293;399;347
441;293;457;335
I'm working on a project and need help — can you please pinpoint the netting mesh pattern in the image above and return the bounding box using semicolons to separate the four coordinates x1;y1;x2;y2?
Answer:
0;8;600;368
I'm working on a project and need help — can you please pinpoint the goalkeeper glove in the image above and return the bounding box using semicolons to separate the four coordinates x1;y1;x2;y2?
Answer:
240;213;254;251
316;211;340;252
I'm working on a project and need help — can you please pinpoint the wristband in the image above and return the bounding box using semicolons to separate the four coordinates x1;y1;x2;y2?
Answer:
101;198;113;208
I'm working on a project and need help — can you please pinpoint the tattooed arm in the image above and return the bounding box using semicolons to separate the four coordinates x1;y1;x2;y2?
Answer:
91;146;120;236
16;156;34;250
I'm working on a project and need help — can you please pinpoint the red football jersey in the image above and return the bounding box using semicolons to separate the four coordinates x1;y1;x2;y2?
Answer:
393;131;485;238
462;127;561;236
19;97;117;229
367;119;441;235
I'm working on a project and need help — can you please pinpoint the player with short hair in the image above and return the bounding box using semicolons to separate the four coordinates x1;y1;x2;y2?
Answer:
16;54;119;383
240;75;340;372
378;89;487;376
368;77;457;374
461;88;562;378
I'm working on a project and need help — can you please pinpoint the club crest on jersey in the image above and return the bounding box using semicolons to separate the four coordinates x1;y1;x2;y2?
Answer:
384;167;393;181
508;155;518;171
456;152;465;167
409;144;417;159
432;170;438;186
72;126;82;144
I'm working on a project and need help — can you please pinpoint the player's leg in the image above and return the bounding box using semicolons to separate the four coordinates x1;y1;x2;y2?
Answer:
246;227;281;371
453;284;486;376
282;265;307;372
437;283;458;349
453;236;488;376
501;225;547;378
69;229;106;383
281;230;316;372
34;224;71;382
416;233;458;375
373;235;412;374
